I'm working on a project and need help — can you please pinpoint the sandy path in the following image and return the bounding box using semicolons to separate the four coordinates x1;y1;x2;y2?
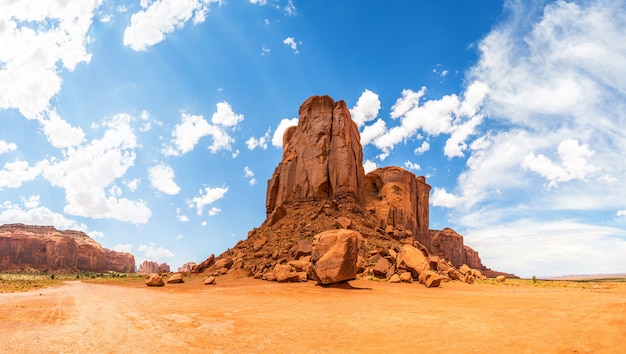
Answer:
0;278;624;353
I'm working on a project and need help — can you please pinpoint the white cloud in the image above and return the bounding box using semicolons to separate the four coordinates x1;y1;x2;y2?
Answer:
113;244;133;253
246;128;270;150
283;37;301;54
284;0;296;16
138;242;175;261
403;161;420;171
148;163;180;195
261;46;271;56
0;196;89;232
0;160;45;189
0;140;17;154
243;166;257;186
41;113;152;224
176;207;189;222
272;118;298;147
163;111;235;156
208;207;221;216
39;109;85;148
0;0;101;119
464;219;626;278
123;0;222;51
431;187;463;208
249;0;267;5
360;118;386;146
350;89;381;127
363;159;378;174
124;178;141;192
414;141;430;155
617;210;626;217
188;186;228;215
211;101;244;127
522;139;596;189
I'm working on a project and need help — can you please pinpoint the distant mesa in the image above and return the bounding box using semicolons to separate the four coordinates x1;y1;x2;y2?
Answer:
0;223;135;273
194;95;517;285
137;260;171;274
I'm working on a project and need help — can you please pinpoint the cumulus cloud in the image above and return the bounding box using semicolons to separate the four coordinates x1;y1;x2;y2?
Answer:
0;195;89;232
431;187;463;208
360;81;487;159
284;0;296;16
123;0;222;51
403;161;420;171
522;139;596;189
39;109;85;148
272;118;298;147
246;128;270;150
176;207;189;222
363;159;378;174
414;141;430;155
211;101;244;127
350;90;381;127
148;163;180;195
243;166;257;186
0;1;101;118
188;186;228;216
0;160;44;189
249;0;267;5
208;207;221;216
41;113;152;224
283;37;301;54
163;106;241;156
0;140;17;154
137;242;175;261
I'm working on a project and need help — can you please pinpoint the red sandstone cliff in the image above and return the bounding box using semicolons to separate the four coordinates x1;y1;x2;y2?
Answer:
266;95;366;215
0;224;135;273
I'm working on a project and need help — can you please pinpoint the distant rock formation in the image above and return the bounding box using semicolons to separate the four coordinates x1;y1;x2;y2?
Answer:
0;224;135;273
177;262;197;273
138;260;159;274
195;95;516;283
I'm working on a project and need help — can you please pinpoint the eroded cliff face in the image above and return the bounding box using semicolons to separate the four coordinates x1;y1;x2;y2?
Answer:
266;96;366;216
0;224;135;273
364;167;430;243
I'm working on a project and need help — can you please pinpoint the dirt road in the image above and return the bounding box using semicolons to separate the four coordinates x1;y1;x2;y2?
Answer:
0;277;624;353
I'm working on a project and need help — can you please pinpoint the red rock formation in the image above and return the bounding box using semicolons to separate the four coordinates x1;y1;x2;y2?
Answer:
464;245;483;270
0;224;135;273
364;167;430;243
177;262;197;273
429;228;466;268
266;95;366;216
159;263;171;273
138;260;159;274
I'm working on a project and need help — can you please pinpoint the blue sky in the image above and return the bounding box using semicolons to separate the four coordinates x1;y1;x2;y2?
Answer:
1;0;625;278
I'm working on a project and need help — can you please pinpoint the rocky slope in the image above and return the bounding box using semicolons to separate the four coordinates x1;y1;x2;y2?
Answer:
193;95;516;283
0;224;135;273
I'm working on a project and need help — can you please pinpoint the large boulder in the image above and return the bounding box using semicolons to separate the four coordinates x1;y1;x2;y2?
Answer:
167;273;184;284
266;95;366;216
364;167;430;245
397;244;430;279
310;229;363;285
145;273;164;287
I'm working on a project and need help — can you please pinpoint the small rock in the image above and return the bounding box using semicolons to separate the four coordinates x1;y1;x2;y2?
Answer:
399;272;413;283
203;276;216;285
388;274;401;283
496;275;506;283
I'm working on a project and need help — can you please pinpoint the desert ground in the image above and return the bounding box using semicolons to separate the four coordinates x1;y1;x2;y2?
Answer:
0;275;625;353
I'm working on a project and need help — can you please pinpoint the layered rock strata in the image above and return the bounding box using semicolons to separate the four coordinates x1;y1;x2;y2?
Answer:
0;224;135;273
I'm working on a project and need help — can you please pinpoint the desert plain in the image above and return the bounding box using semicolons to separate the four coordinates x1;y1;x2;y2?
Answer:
1;274;625;354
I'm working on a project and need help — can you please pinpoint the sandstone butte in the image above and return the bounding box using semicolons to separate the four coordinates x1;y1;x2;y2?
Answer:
192;95;517;285
0;223;135;273
137;260;171;274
